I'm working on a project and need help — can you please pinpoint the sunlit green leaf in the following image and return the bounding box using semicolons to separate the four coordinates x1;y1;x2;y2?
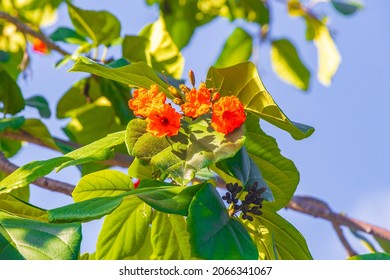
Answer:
305;17;341;86
0;193;47;221
69;57;172;98
214;27;252;68
0;117;25;132
271;38;310;90
125;118;245;185
72;170;133;202
374;236;390;254
96;196;152;259
207;62;314;140
0;23;25;79
245;114;299;210
248;207;312;259
25;96;51;119
225;0;270;25
128;158;160;180
67;2;121;46
0;211;81;260
187;183;258;260
0;138;22;158
151;212;192;259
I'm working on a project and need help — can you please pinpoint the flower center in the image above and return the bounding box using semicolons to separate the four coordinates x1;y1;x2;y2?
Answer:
160;117;169;125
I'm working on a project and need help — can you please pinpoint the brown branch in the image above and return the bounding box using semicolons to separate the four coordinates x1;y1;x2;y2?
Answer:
0;11;70;56
0;152;74;195
0;130;133;168
287;195;390;242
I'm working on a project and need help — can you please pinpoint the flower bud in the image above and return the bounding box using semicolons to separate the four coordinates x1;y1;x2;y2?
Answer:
173;98;183;105
188;70;196;88
168;85;182;99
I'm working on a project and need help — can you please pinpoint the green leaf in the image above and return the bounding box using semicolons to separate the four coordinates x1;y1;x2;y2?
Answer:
0;157;71;194
62;97;124;145
21;119;58;150
151;212;192;259
245;114;299;210
0;138;22;158
0;117;25;132
214;27;252;68
350;229;378;253
0;66;25;115
215;147;274;201
0;24;25;80
48;195;124;223
96;196;152;259
305;17;341;86
125;118;245;185
348;252;390;260
0;50;10;62
331;1;363;16
57;130;125;171
67;2;121;46
206;62;314;140
0;211;81;260
69;57;172;98
248;207;312;260
49;27;88;45
25;95;51;118
374;236;390;254
187;183;258;260
0;193;47;221
225;0;270;25
271;39;310;90
122;36;151;65
128;158;160;180
72;170;133;202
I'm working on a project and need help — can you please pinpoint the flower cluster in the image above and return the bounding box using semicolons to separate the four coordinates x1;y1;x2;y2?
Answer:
127;71;246;138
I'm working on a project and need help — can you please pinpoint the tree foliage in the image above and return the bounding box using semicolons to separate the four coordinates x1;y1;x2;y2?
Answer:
1;0;389;260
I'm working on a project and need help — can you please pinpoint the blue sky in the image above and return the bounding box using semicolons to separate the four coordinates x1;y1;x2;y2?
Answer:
13;0;390;259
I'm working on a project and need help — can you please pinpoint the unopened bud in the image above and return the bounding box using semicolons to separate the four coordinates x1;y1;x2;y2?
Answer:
212;92;220;102
168;85;182;99
173;98;183;105
179;84;191;95
188;70;195;87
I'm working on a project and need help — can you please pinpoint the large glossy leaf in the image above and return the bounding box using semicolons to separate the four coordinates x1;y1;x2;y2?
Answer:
67;2;121;46
151;212;192;259
96;196;152;259
0;193;47;221
348;253;390;260
49;27;88;45
248;207;312;260
245;114;299;210
57;130;125;171
48;195;124;223
187;183;258;260
69;57;172;97
123;17;184;79
0;66;25;115
128;158;160;180
125;118;245;185
271;38;310;90
305;17;341;86
0;157;71;194
72;170;133;202
206;62;314;140
214;27;252;68
0;211;81;260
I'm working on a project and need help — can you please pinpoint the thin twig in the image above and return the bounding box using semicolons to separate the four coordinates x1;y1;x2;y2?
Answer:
332;222;358;257
0;11;70;56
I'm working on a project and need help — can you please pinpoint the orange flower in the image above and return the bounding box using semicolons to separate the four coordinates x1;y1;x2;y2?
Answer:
32;38;49;54
181;86;211;118
128;85;166;117
211;96;246;135
146;104;182;137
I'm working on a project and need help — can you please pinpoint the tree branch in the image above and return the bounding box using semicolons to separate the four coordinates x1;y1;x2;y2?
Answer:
332;222;358;257
0;11;71;57
287;195;390;242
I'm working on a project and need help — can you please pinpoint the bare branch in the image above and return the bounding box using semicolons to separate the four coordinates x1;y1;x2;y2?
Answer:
332;222;358;257
0;11;70;56
287;195;390;242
